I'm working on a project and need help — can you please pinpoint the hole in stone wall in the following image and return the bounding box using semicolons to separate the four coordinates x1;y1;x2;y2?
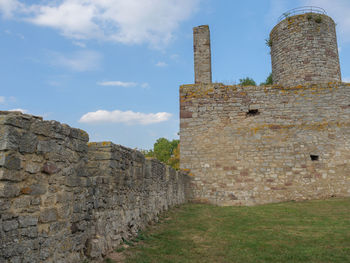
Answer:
246;109;259;117
310;155;319;161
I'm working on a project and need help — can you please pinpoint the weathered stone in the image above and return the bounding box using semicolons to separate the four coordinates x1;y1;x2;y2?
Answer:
0;183;20;198
42;162;60;175
0;153;21;170
37;140;59;154
193;25;212;84
271;13;341;86
20;226;38;238
25;162;41;174
3;219;19;232
39;208;58;223
85;239;103;259
18;216;38;227
19;132;38;153
0;126;21;151
180;82;350;205
0;169;26;182
0;111;188;262
28;184;47;196
65;176;81;187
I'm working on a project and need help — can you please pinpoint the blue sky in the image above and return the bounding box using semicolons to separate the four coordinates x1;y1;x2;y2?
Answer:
1;0;349;149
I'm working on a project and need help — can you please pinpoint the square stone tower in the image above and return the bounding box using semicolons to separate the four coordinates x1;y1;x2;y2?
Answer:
193;25;212;84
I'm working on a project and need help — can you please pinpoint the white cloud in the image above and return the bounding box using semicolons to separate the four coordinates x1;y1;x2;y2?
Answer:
0;0;23;18
79;109;172;125
301;0;350;43
156;61;168;67
343;77;350;82
141;83;150;89
50;50;101;71
1;0;200;47
97;81;137;87
9;108;28;113
97;81;150;89
0;96;5;104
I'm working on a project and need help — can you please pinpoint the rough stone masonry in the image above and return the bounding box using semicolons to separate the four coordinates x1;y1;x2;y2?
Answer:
180;83;350;205
193;25;212;84
180;11;350;206
270;13;341;87
0;111;189;262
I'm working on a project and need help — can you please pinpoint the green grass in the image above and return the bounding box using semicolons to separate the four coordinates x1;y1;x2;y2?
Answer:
122;198;350;263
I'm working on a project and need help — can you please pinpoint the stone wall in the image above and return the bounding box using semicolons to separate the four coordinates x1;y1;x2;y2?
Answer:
180;83;350;206
86;142;188;258
0;111;189;262
193;25;212;84
270;13;341;86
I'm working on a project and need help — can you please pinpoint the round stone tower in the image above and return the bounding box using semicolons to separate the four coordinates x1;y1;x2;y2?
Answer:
270;7;341;86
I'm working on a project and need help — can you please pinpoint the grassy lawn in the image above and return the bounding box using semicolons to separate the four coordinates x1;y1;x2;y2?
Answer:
109;198;350;263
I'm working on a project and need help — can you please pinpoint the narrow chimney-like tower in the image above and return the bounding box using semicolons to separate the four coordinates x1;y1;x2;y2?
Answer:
193;25;212;84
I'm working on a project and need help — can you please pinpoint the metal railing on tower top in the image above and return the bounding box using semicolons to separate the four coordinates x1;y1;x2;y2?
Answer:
278;6;327;22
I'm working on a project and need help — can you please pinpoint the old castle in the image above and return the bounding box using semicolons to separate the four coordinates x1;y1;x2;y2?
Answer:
0;6;349;263
180;8;350;206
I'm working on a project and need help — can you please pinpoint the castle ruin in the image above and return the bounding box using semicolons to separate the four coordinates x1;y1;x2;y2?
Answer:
180;7;350;205
1;6;350;263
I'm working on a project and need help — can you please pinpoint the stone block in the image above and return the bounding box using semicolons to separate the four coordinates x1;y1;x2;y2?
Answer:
0;126;21;151
42;162;60;175
19;132;38;153
0;152;21;171
39;208;58;223
0;183;20;198
25;162;41;174
2;219;19;232
19;215;38;227
0;169;26;182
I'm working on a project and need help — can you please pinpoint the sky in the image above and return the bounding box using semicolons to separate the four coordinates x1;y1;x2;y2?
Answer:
1;0;349;150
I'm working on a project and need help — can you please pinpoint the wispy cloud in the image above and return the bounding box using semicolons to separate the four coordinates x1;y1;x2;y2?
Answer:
79;109;172;125
72;41;86;48
9;108;28;114
97;81;137;87
97;81;150;89
343;77;350;82
0;96;5;104
141;83;150;89
170;54;179;60
155;61;168;67
49;50;101;71
1;0;200;48
4;29;24;39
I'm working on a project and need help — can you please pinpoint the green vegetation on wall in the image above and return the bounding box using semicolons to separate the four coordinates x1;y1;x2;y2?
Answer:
260;73;273;85
142;138;179;170
239;77;256;86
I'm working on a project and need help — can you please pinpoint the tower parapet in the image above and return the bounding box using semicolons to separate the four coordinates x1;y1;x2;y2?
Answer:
270;7;341;86
193;25;212;84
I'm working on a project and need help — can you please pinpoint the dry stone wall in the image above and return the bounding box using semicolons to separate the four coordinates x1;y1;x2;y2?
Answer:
270;13;341;86
0;111;189;262
180;83;350;206
86;142;188;258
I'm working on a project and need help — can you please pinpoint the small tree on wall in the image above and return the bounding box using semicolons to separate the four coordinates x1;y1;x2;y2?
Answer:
239;77;256;86
260;73;273;85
